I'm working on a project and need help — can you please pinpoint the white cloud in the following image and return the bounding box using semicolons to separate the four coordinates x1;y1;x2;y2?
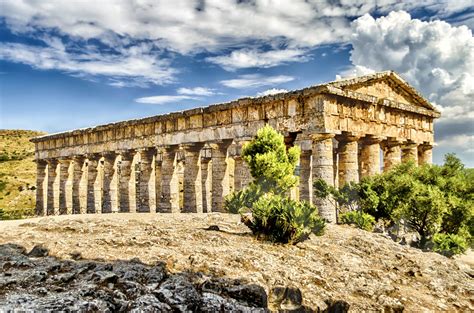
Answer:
206;48;309;71
177;87;215;96
344;11;474;164
1;0;472;80
221;74;294;89
256;88;288;96
0;41;176;87
135;95;196;104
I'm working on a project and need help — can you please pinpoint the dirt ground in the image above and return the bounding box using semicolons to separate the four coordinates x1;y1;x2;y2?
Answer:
0;213;472;311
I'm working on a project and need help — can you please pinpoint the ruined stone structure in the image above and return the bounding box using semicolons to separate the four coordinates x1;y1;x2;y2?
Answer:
31;71;440;222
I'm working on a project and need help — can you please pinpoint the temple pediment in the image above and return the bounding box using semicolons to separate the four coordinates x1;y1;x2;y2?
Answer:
326;71;440;117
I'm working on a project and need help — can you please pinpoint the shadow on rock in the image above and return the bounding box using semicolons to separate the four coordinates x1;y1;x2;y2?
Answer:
0;243;350;312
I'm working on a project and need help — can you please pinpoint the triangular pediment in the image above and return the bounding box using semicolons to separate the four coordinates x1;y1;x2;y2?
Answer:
327;71;438;113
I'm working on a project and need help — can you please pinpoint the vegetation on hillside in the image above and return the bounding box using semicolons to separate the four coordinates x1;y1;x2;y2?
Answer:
225;125;325;244
315;154;473;256
0;130;45;220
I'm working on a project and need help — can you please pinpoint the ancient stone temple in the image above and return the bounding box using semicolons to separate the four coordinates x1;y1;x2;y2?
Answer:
31;71;440;222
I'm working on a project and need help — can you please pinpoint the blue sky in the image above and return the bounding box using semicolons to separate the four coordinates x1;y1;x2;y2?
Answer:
0;1;473;166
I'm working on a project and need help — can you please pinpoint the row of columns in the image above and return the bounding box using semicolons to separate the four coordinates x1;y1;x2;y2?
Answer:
35;134;433;223
35;140;253;217
297;133;433;222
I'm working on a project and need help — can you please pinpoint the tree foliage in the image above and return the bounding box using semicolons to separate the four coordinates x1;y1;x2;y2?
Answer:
241;124;300;193
225;125;325;244
314;153;473;254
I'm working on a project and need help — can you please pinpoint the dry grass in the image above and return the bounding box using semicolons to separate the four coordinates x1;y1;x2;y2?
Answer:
0;130;45;218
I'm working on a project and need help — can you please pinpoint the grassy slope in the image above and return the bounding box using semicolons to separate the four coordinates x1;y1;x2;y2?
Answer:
0;130;46;218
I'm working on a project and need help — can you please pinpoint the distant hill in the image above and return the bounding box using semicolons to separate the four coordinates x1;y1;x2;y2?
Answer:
0;130;46;219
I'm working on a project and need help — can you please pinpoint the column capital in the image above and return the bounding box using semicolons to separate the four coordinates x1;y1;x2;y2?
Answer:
335;132;360;143
57;157;71;164
361;135;386;144
294;134;313;151
418;142;434;150
72;154;86;161
45;158;58;165
181;142;205;152
309;133;336;142
101;151;117;159
85;153;101;160
117;149;136;158
402;140;419;150
34;158;48;165
382;137;404;148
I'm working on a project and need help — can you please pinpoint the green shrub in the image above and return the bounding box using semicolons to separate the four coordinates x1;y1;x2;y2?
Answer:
225;125;325;244
241;124;300;193
339;211;375;231
0;180;6;193
225;183;263;214
0;153;9;162
242;193;325;244
433;233;468;256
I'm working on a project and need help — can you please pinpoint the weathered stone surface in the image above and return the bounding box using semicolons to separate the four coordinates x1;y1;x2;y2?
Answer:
31;71;438;217
0;243;273;312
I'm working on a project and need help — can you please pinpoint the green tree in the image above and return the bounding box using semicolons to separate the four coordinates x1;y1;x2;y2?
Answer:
242;124;300;193
225;125;325;244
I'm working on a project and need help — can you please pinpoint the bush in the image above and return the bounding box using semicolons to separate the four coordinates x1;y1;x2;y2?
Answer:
242;193;325;244
433;233;468;256
339;211;375;231
314;154;473;250
225;125;325;244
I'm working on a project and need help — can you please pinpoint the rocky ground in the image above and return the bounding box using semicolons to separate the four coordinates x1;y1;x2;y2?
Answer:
0;213;472;312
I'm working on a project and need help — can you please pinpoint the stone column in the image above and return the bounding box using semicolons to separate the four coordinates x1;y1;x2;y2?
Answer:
234;156;252;192
118;151;134;213
58;158;70;215
299;150;313;203
402;141;419;164
311;133;336;223
154;149;163;213
336;133;360;187
233;140;252;192
35;160;47;216
360;136;384;179
201;145;212;213
71;156;85;214
418;143;433;165
183;143;204;213
159;146;178;213
211;140;232;212
46;159;58;215
86;155;99;214
101;153;116;214
383;139;402;171
137;149;154;212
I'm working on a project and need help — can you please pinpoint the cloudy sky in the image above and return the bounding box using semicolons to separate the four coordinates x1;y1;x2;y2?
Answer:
0;0;473;166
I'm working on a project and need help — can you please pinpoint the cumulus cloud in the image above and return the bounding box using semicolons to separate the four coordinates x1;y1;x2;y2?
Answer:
0;41;176;87
206;48;309;71
256;88;289;96
135;95;196;105
221;74;294;89
177;87;215;96
345;11;474;164
1;0;472;81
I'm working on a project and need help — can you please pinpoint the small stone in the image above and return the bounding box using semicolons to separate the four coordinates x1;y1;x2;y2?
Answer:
205;225;220;231
325;299;350;313
70;252;82;260
225;283;268;307
281;287;303;310
91;271;118;285
28;245;49;258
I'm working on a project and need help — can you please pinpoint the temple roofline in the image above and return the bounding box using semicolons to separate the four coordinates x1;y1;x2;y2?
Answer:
31;71;440;143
